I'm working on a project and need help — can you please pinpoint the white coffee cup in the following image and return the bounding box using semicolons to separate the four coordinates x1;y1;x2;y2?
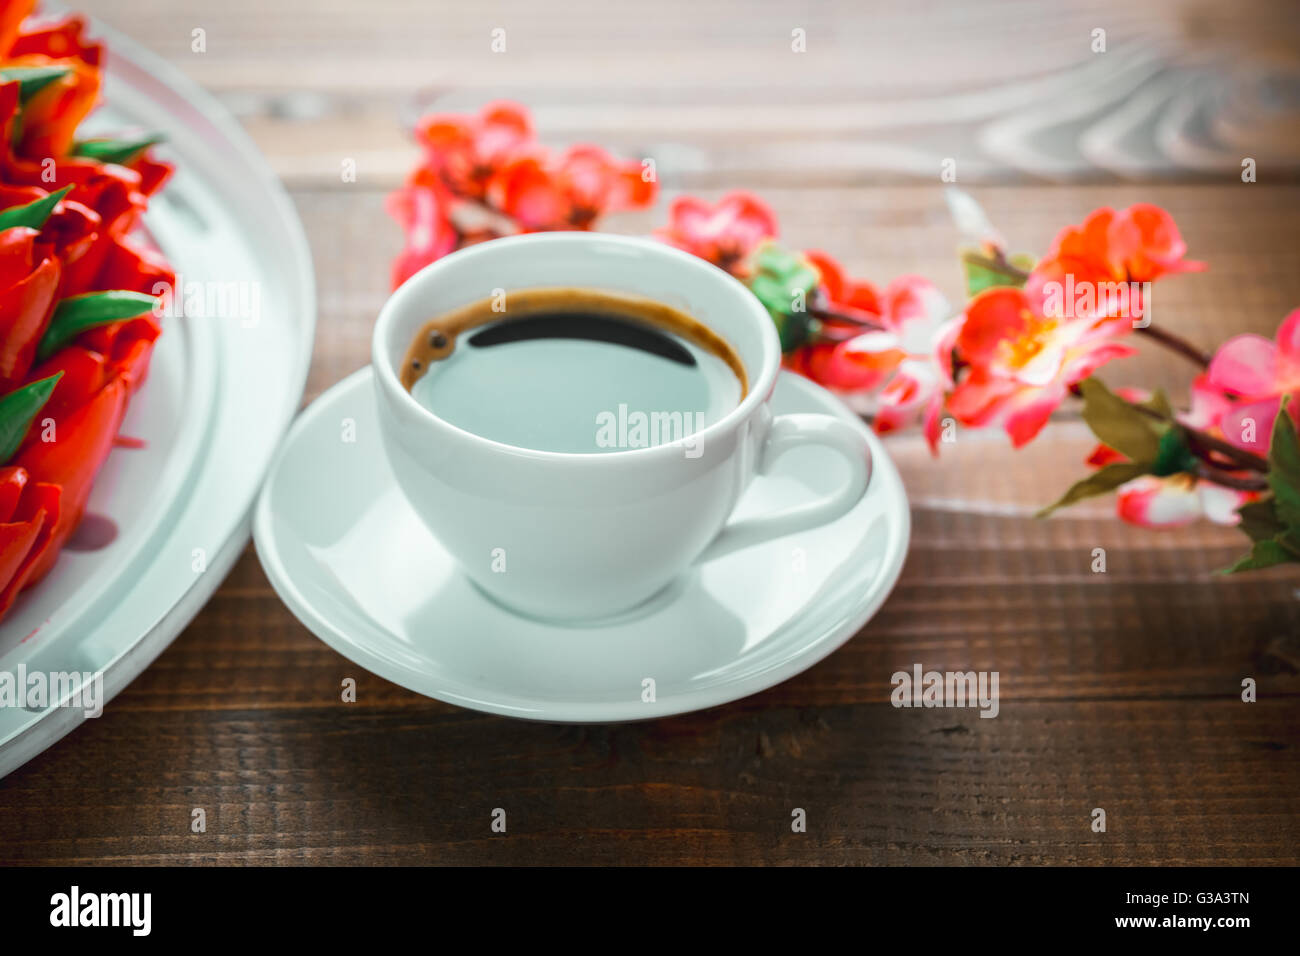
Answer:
372;232;872;621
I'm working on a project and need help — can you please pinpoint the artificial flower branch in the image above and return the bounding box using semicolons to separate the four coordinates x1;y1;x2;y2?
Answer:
1134;323;1213;369
388;102;1300;571
1196;464;1270;492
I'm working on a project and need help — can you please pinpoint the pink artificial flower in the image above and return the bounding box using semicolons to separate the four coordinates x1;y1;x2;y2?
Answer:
946;286;1135;448
385;176;458;289
488;144;656;231
415;101;535;200
1116;474;1250;528
1206;308;1300;454
652;191;778;276
794;263;957;454
874;353;956;454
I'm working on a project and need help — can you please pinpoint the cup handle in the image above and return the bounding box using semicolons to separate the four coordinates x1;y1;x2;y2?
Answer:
697;413;873;563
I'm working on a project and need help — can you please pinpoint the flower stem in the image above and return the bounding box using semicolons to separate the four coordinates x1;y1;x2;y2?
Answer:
1195;463;1269;492
965;248;1030;285
1181;426;1270;473
1127;401;1270;473
808;305;885;331
1135;323;1212;369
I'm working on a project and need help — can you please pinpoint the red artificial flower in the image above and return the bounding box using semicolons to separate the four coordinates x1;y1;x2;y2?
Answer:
783;255;958;455
488;144;655;232
415;101;535;200
652;190;777;276
808;248;881;318
785;251;887;391
1025;203;1204;320
947;286;1135;448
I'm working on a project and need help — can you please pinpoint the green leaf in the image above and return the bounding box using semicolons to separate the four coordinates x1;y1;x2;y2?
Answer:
747;243;820;352
37;291;157;361
0;372;63;465
959;248;1034;297
1136;388;1173;420
1077;377;1163;464
1221;536;1300;574
1236;498;1285;543
72;134;163;166
0;66;71;104
1151;428;1199;477
773;310;812;351
0;185;72;233
1037;461;1150;517
1265;396;1300;529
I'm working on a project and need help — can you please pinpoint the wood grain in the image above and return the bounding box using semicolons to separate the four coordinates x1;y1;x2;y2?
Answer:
0;0;1298;866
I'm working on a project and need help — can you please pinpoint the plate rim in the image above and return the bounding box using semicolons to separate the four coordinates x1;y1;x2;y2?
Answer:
254;366;911;723
0;17;316;776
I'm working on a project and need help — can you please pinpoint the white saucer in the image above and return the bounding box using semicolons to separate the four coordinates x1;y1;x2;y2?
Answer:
253;367;910;722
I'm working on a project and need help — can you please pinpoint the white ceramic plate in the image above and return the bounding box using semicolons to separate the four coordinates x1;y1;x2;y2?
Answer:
254;368;909;722
0;20;315;776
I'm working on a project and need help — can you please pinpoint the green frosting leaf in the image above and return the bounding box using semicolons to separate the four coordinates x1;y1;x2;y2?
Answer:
0;372;63;465
72;134;163;166
37;291;157;360
0;185;73;233
0;66;71;104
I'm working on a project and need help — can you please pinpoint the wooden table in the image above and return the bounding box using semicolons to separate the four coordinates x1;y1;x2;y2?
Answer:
1;0;1298;865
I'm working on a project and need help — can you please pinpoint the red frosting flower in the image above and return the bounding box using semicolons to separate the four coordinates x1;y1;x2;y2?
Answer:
0;2;176;621
652;190;777;276
0;223;60;390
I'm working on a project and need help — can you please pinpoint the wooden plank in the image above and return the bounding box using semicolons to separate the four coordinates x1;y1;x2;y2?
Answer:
2;691;1294;864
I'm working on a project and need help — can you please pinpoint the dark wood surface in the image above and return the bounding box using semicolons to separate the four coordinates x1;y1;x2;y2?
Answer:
1;0;1299;865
